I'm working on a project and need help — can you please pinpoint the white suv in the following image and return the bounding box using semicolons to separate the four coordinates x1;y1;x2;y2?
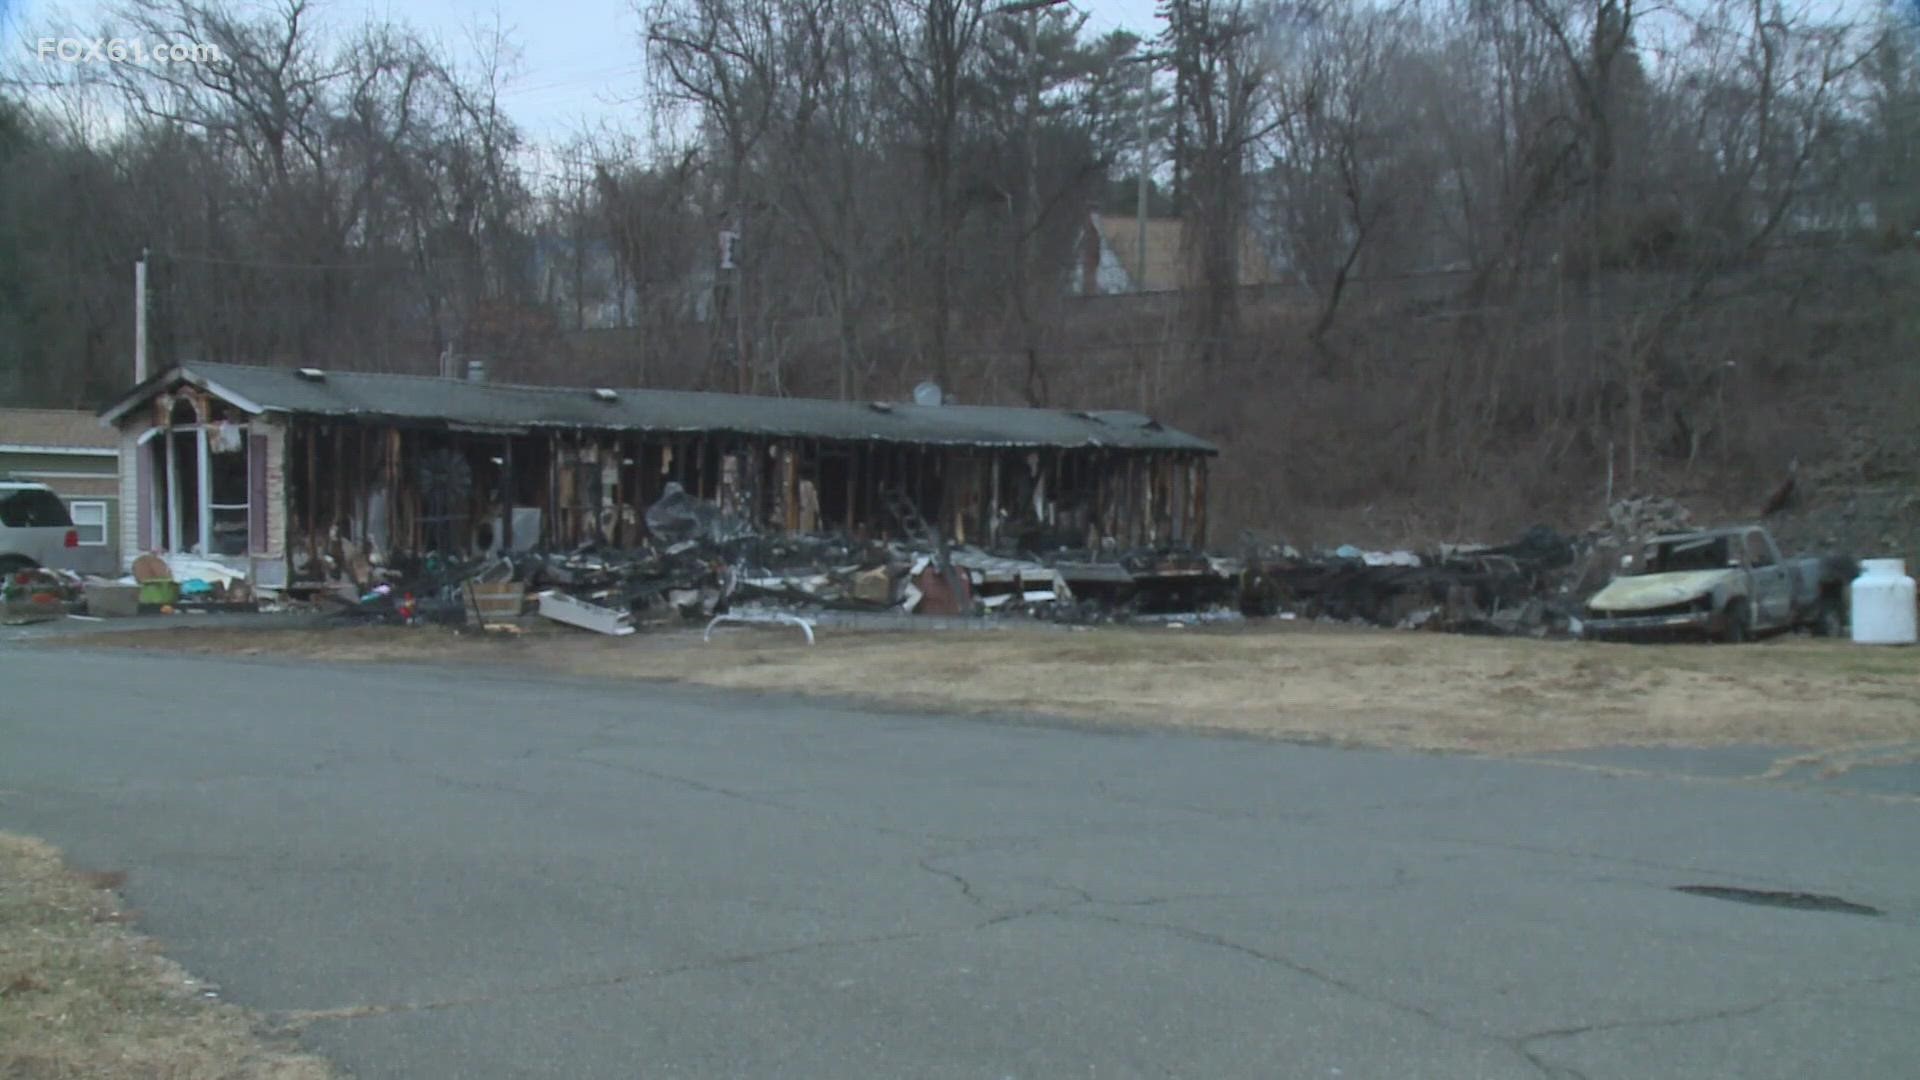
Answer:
0;478;83;574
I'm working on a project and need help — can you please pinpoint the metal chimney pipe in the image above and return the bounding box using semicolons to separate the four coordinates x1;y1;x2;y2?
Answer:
134;248;149;384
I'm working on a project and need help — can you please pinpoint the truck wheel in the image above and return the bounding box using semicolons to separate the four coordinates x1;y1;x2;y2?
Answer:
1811;595;1846;638
1721;599;1751;644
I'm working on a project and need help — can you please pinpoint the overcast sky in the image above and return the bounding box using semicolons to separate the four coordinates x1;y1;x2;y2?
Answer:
6;0;1165;143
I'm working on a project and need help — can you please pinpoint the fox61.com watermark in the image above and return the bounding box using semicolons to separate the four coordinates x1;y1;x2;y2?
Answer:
36;38;225;64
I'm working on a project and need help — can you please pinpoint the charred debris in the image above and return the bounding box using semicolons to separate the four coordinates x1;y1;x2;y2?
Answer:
94;365;1688;637
326;502;1626;638
323;480;1244;631
319;485;1639;639
279;407;1226;631
95;364;1218;631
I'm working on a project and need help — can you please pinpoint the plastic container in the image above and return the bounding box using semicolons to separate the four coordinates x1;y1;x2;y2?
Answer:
1849;558;1917;645
138;580;180;607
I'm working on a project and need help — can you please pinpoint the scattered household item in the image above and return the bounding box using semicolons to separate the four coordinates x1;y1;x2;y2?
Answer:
466;580;528;621
131;552;172;583
84;581;140;618
535;589;634;635
163;555;246;588
138;579;181;607
705;610;816;645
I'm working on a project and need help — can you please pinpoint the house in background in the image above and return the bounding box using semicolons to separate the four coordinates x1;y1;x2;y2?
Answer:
0;408;122;573
1077;212;1285;296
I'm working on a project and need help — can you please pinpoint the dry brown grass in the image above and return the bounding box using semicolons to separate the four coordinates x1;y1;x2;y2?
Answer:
0;832;336;1080
56;620;1920;754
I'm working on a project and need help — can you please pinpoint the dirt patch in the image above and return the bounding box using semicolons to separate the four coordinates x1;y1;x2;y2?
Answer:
0;832;337;1080
49;620;1920;755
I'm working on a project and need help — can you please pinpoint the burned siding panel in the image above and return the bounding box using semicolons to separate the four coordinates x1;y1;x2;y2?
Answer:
247;434;268;551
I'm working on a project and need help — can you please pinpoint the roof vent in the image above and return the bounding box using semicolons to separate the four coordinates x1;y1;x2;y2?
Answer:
296;367;326;382
593;388;618;402
868;401;894;413
1069;409;1103;423
913;381;943;407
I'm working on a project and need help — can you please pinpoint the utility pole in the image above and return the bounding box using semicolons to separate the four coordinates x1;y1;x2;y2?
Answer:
996;0;1068;284
134;247;149;384
1026;6;1041;236
1137;66;1150;292
995;0;1068;405
717;213;745;393
733;207;747;394
1122;53;1170;293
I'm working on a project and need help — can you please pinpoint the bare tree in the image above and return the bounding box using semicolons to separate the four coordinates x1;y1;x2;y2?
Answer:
1259;4;1437;357
1158;0;1283;367
866;0;988;385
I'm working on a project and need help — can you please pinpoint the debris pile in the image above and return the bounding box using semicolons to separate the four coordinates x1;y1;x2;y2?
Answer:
1235;499;1732;637
311;492;1242;635
284;493;1715;639
1599;495;1695;539
79;478;1716;640
462;535;1125;628
1560;496;1700;598
1240;523;1593;636
11;553;263;620
105;553;258;613
1;568;83;624
281;481;1239;634
1050;548;1240;623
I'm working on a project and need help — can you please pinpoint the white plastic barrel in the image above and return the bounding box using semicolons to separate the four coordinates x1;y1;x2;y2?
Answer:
1849;559;1917;645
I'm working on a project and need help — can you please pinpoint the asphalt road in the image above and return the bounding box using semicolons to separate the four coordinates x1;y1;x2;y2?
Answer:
2;645;1916;1079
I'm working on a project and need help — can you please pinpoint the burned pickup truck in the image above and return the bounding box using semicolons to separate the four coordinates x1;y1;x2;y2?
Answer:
1581;525;1854;643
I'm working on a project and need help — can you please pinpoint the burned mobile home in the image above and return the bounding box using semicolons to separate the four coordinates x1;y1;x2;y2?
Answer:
98;362;1215;590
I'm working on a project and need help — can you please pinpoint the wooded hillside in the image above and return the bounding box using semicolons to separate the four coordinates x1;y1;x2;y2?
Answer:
3;0;1915;548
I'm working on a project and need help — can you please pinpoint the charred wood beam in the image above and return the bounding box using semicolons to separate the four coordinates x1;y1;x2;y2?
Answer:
358;428;371;549
1195;458;1209;548
331;424;345;542
303;424;318;577
546;433;560;551
502;437;515;551
989;455;1001;546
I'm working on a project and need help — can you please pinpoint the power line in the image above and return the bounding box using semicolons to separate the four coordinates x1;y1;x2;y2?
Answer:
156;250;481;271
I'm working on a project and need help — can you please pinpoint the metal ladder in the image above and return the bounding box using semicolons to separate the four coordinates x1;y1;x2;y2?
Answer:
879;483;936;545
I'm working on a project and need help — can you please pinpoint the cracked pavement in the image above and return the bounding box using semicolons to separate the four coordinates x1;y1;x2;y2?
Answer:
2;646;1916;1078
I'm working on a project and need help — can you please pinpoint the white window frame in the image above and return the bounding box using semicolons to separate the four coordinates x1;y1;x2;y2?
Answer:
141;422;250;555
68;499;109;547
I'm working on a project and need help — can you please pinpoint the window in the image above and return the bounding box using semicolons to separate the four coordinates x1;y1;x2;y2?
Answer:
1745;531;1775;567
1644;536;1732;573
69;501;108;546
0;488;72;528
209;433;249;556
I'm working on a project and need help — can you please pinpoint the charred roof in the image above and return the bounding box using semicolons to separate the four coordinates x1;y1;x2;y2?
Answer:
99;363;1215;454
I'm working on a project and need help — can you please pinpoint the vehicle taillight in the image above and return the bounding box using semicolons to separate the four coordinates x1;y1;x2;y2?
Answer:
64;529;79;548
